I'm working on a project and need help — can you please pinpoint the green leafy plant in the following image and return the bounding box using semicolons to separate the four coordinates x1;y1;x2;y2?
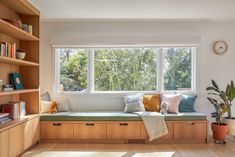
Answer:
206;80;235;119
207;97;227;125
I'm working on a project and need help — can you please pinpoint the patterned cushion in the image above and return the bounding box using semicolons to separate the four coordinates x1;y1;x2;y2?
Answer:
143;94;161;112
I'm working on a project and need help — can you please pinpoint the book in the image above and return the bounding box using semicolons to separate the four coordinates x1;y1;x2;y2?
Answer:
19;101;26;118
10;72;23;90
0;113;9;119
1;102;19;120
0;42;16;58
0;117;11;124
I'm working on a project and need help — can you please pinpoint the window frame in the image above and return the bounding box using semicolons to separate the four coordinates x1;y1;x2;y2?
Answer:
53;46;196;94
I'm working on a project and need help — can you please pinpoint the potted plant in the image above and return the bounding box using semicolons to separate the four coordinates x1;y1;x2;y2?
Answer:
206;80;235;136
207;97;228;143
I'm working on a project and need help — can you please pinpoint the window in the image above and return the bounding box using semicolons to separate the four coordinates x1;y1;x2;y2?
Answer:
163;48;193;91
94;48;158;91
56;48;88;92
55;47;195;93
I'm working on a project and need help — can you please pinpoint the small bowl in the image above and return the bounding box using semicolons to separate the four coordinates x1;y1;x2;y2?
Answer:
16;52;26;60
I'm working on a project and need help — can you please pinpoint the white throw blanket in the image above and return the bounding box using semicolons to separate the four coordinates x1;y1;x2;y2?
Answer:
135;112;168;141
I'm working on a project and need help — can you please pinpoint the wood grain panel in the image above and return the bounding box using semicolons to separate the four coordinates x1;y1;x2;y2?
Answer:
174;122;207;140
107;122;141;139
74;123;107;140
8;124;24;157
0;130;9;157
20;91;39;114
41;123;74;140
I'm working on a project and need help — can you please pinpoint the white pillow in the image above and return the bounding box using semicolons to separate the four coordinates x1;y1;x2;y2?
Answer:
54;98;70;112
124;93;145;113
40;101;52;113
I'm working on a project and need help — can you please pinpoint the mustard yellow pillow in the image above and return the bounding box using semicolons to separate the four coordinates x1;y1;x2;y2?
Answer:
143;94;161;112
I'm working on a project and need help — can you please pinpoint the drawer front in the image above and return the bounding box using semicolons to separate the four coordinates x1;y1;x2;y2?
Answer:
174;122;207;140
107;123;140;139
74;123;107;140
140;122;173;140
41;123;74;140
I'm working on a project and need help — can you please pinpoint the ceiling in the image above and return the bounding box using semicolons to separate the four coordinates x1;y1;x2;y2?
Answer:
30;0;235;22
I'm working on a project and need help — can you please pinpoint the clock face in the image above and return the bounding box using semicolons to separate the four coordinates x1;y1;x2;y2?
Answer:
213;41;228;55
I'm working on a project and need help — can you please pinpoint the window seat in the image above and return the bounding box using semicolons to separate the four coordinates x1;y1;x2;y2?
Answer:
40;111;207;121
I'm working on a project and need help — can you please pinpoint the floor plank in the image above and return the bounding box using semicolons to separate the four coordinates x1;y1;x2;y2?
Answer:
23;139;235;157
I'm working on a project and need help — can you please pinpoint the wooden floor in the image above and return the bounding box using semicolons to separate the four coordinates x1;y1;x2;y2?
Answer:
23;139;235;157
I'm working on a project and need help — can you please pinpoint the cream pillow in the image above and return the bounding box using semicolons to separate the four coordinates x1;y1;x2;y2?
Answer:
124;93;145;113
161;94;181;113
40;101;52;113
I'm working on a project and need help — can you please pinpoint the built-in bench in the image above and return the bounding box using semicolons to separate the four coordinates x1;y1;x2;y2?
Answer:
40;112;208;143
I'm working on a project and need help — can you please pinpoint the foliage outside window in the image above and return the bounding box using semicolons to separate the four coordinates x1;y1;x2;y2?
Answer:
55;47;195;93
94;48;158;91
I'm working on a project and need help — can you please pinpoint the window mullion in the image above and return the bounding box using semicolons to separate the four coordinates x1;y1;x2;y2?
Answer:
157;48;164;93
88;49;95;93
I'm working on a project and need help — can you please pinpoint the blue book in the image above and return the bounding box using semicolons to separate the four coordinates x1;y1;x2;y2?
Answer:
10;73;23;90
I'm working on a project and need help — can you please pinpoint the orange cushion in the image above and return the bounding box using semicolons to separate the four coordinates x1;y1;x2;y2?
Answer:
143;94;161;112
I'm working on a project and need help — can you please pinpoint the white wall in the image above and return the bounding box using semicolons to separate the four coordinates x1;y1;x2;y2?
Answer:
40;21;235;119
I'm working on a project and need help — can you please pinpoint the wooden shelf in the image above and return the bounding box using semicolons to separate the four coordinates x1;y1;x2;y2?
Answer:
0;89;39;96
0;19;39;41
0;56;39;66
0;114;39;132
0;0;40;16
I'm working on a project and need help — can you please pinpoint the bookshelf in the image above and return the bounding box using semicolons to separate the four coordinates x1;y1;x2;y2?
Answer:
0;19;39;41
0;0;40;156
0;56;39;66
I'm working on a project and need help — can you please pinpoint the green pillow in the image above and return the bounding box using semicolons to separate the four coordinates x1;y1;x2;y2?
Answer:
179;95;197;112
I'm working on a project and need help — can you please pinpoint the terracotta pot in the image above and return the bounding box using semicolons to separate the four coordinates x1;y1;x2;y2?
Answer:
211;122;228;140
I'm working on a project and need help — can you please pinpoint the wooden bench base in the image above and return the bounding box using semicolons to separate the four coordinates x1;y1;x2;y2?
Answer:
40;120;208;144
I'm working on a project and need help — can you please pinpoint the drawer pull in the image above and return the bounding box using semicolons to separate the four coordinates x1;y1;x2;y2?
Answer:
53;123;62;126
186;122;195;125
86;123;94;126
119;123;128;126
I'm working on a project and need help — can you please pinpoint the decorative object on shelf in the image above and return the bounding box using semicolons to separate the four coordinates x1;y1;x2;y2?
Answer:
2;18;22;28
206;79;235;142
19;101;26;117
3;84;14;91
22;23;33;35
16;50;26;60
0;79;3;91
213;40;228;55
0;42;16;58
10;72;23;90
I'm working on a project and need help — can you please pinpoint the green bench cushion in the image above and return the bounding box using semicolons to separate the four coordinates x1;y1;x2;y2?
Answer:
40;112;207;121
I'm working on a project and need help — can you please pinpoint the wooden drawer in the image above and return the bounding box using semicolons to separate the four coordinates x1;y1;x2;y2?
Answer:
41;122;74;140
74;123;107;140
140;122;173;140
174;121;207;140
107;122;140;139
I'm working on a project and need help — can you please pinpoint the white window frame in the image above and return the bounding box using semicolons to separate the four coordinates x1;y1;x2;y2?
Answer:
53;46;196;94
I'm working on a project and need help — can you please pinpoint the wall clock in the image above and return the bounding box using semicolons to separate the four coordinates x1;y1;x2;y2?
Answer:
213;40;228;55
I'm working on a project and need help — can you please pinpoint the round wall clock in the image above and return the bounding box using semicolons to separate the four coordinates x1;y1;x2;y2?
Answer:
213;40;228;55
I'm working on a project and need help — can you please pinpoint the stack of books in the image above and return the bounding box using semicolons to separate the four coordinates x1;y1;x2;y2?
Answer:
0;113;11;124
1;102;19;120
0;42;16;58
